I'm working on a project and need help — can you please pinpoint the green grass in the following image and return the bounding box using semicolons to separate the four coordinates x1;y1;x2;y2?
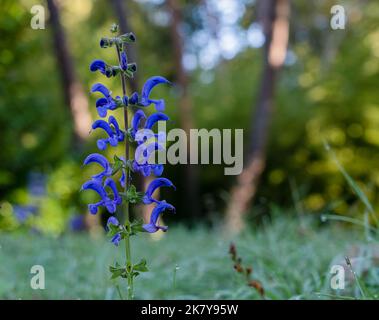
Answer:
0;215;376;300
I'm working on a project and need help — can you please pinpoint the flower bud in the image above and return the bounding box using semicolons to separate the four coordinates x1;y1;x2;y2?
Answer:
114;96;124;108
111;66;121;77
105;66;113;78
127;63;137;73
122;96;128;106
100;37;115;48
110;23;119;34
120;32;136;43
129;92;139;105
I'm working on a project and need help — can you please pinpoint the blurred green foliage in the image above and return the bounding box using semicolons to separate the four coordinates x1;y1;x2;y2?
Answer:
0;0;379;233
0;215;373;299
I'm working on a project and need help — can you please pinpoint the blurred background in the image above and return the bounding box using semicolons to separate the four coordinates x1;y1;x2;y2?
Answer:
1;0;379;236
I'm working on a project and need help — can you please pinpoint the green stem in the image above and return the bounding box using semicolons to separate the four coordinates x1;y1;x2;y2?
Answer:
115;284;124;300
124;200;133;300
116;42;134;300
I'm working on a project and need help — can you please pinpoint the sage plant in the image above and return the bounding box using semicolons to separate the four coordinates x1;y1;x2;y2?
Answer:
81;25;175;299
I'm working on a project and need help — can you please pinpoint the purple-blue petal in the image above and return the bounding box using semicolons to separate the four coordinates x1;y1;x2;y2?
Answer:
149;99;165;112
90;59;106;73
144;178;175;204
131;110;146;136
140;76;171;106
83;153;112;180
104;178;122;206
92;119;114;137
129;92;139;105
145;112;169;129
120;171;126;188
107;216;119;226
111;233;122;246
91;83;110;97
82;180;108;199
89;201;103;215
96;139;107;150
142;201;174;233
153;164;164;176
120;52;128;71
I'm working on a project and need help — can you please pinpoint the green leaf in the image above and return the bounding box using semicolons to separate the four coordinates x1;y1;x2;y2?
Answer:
126;185;144;204
109;263;126;280
112;155;124;175
110;270;124;279
123;69;134;78
133;259;148;272
324;141;379;227
131;219;145;234
107;223;121;237
345;256;374;299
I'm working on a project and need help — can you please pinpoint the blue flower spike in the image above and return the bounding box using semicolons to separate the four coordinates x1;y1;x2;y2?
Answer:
83;26;175;295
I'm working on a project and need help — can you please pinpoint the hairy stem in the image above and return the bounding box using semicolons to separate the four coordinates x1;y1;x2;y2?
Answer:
116;43;133;300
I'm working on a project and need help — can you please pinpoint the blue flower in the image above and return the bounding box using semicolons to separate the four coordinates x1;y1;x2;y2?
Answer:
90;59;106;73
129;76;171;111
104;178;122;206
143;178;175;204
120;52;128;71
131;109;146;139
81;178;121;214
129;92;139;105
123;95;129;106
83;153;112;182
107;216;119;227
81;180;112;214
106;215;122;246
91;83;118;117
92;83;110;96
111;233;122;246
92;116;125;150
145;112;169;129
133;161;163;177
120;170;126;188
90;60;115;78
133;142;165;177
143;201;175;233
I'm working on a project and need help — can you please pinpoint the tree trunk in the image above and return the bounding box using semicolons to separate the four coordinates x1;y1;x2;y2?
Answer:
167;0;200;217
47;0;92;145
225;0;290;233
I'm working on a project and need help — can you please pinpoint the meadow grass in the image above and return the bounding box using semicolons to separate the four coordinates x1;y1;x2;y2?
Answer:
0;214;376;300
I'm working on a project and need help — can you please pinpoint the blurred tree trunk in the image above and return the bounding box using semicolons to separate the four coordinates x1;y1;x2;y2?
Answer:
225;0;290;233
47;0;92;145
167;0;200;217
